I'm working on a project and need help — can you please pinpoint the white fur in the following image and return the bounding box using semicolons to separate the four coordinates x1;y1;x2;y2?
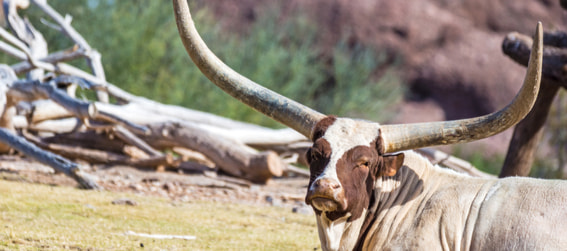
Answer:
316;210;367;251
317;213;349;251
313;118;381;189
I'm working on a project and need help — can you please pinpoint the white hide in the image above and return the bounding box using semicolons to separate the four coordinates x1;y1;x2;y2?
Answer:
313;118;381;187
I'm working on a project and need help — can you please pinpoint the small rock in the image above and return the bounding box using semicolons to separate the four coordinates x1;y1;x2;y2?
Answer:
265;195;274;204
265;195;283;207
249;185;260;192
84;204;97;210
129;183;144;191
292;206;314;215
203;170;217;177
111;198;138;206
180;195;190;202
157;189;168;197
142;177;159;183
163;182;173;191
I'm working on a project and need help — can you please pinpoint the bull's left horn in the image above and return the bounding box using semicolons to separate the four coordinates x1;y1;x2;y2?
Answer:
173;0;325;139
380;22;544;153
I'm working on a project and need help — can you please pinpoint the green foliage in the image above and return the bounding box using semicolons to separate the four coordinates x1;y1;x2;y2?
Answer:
529;157;561;179
16;0;403;127
546;90;567;178
322;41;402;119
467;152;504;175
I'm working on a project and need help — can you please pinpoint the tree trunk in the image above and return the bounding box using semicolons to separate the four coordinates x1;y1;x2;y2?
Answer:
500;80;560;177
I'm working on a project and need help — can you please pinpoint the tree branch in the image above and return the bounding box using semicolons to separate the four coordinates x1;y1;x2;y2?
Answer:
0;127;99;189
502;31;567;86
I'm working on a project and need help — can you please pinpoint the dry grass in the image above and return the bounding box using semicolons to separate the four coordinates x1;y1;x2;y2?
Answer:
0;179;320;250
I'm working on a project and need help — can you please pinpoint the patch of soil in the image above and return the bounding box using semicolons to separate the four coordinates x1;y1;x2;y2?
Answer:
0;155;313;214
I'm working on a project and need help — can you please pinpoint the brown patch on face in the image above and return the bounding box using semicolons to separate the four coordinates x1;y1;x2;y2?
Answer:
321;138;405;222
311;116;337;141
305;138;332;216
306;138;332;186
334;143;379;221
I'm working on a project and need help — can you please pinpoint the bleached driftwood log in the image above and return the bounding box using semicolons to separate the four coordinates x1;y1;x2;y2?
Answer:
416;148;494;178
140;122;285;184
0;127;99;189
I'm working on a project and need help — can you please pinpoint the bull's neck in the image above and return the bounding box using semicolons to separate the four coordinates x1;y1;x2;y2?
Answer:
360;150;442;247
315;211;366;251
375;151;433;209
358;150;475;249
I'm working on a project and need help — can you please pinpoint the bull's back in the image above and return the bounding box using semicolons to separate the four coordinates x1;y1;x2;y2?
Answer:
470;178;567;250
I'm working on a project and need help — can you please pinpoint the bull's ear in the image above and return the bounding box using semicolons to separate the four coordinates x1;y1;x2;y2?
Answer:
382;153;404;177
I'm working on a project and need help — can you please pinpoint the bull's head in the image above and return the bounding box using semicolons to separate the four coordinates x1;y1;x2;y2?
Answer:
304;116;405;221
173;0;542;225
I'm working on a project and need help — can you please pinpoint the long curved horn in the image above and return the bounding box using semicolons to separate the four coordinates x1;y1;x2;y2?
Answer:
172;0;325;139
380;22;543;153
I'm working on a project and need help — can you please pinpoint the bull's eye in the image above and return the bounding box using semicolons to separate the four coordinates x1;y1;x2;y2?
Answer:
357;161;368;167
357;159;370;169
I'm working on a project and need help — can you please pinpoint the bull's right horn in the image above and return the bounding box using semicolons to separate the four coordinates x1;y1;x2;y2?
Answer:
173;0;325;140
380;22;544;153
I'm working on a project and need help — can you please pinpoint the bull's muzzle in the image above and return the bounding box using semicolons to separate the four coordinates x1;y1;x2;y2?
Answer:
305;178;347;212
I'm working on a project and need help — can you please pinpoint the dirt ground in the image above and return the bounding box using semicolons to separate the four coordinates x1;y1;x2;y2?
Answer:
0;155;314;215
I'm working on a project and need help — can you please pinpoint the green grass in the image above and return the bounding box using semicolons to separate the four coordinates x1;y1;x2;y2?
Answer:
0;179;319;250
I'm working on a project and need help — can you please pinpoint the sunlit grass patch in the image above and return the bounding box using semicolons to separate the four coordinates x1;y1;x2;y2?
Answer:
0;179;319;250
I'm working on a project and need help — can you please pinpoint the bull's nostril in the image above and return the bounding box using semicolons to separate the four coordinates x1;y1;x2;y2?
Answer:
331;183;340;189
